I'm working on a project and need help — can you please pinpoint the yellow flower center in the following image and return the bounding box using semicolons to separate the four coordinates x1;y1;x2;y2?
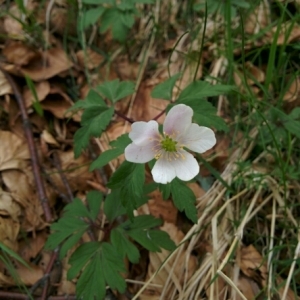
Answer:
160;135;177;152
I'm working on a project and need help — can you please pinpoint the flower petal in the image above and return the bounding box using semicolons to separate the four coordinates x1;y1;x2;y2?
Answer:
172;150;199;181
125;143;155;163
181;124;216;153
151;157;176;184
163;104;193;136
129;120;159;146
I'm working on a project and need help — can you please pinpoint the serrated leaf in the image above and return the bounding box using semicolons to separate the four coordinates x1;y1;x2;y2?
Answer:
120;11;135;27
74;107;114;157
100;7;130;41
104;189;126;222
59;229;86;259
123;216;176;253
158;183;171;199
151;73;181;100
101;243;126;292
170;178;197;223
87;190;103;221
111;229;140;263
107;161;145;218
97;79;135;103
124;215;162;230
177;81;234;102
90;134;131;170
145;230;176;251
64;198;91;219
81;7;105;29
68;242;101;280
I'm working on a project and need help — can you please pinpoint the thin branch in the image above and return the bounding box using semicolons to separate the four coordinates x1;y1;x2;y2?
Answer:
0;66;52;222
114;109;135;123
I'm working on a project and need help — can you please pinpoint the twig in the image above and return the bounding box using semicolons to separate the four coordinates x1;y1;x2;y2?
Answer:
0;66;52;222
51;152;73;202
114;109;134;123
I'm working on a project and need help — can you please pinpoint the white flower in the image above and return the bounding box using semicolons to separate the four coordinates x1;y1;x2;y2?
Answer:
124;104;216;184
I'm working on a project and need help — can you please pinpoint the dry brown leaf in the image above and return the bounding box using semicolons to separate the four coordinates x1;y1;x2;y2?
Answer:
18;231;48;262
49;150;93;194
0;70;12;96
23;81;51;107
40;85;75;119
147;190;177;223
14;261;44;286
245;0;270;35
3;41;40;66
77;49;104;70
237;244;268;286
41;130;60;147
283;77;300;102
236;274;261;300
0;188;21;222
2;169;48;230
268;22;300;45
3;5;24;37
0;216;20;251
20;48;73;81
0;130;30;171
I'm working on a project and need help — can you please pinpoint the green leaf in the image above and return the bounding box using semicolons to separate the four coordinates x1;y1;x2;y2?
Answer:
90;133;131;170
107;161;145;217
121;215;176;252
111;229;140;263
67;242;101;280
151;73;181;100
76;254;106;300
170;178;197;223
158;183;171;200
124;215;162;230
100;8;130;42
87;190;103;221
104;189;126;222
45;198;99;259
74;106;114;157
173;99;228;132
177;80;234;102
97;79;135;103
81;7;105;29
120;11;135;28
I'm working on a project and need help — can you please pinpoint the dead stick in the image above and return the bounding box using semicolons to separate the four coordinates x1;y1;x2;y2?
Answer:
0;67;52;222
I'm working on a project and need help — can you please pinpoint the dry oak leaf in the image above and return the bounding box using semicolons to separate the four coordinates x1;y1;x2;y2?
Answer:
0;130;30;171
236;274;261;300
3;5;24;37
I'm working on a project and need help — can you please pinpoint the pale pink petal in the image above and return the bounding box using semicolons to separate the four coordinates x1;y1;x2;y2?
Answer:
129;120;160;146
180;124;216;153
125;143;155;163
163;104;193;136
151;157;176;184
172;150;199;181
